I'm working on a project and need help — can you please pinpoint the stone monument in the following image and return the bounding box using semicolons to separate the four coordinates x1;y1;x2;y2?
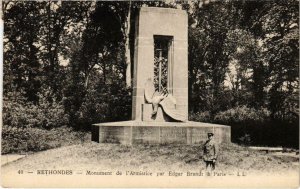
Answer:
92;7;230;145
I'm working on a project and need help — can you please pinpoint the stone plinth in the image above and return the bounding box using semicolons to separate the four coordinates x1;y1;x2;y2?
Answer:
92;121;231;145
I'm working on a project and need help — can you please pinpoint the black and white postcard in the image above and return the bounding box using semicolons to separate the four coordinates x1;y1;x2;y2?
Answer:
1;0;299;187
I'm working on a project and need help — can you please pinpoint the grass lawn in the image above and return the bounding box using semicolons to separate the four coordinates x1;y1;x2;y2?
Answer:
2;141;298;176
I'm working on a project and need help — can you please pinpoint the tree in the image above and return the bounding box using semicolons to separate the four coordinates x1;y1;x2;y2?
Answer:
245;0;299;118
3;1;94;103
189;1;241;114
224;29;266;108
3;1;44;102
36;1;92;100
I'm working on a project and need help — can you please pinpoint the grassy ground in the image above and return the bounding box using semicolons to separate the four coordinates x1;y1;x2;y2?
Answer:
2;141;298;175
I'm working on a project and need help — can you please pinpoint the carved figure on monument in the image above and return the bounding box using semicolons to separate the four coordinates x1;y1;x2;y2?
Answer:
144;78;185;121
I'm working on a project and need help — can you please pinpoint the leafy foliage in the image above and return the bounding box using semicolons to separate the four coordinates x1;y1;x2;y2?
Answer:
1;125;89;154
2;1;299;151
214;106;270;125
3;92;68;129
190;106;298;147
188;0;298;121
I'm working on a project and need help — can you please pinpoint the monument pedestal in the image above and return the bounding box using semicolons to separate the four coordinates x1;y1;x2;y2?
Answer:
92;121;231;145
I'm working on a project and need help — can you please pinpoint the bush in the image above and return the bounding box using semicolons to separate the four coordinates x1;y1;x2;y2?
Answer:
72;83;132;130
3;95;69;129
190;106;298;148
1;125;89;154
214;105;270;125
213;106;298;148
189;111;212;122
189;106;271;125
238;134;252;146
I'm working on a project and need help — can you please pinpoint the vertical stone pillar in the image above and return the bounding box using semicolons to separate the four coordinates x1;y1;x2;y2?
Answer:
132;7;188;121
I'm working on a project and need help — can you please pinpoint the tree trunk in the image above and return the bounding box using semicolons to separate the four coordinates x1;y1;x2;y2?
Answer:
125;0;131;87
84;72;90;89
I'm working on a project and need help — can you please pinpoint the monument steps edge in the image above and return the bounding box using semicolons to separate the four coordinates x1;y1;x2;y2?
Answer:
92;120;229;128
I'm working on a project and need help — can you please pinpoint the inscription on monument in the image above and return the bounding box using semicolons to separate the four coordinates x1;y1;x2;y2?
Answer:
161;127;187;143
133;127;160;143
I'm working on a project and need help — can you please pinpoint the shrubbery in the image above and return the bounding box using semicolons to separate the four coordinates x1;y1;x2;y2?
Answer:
3;95;69;129
213;106;270;125
2;84;131;154
2;93;73;154
190;106;299;148
189;111;212;122
63;82;132;130
78;84;132;125
189;105;271;124
1;125;89;154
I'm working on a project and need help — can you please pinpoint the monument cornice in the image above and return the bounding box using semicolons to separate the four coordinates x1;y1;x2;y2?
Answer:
139;7;187;15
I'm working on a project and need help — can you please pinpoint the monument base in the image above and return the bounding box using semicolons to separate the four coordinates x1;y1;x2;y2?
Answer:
92;121;231;145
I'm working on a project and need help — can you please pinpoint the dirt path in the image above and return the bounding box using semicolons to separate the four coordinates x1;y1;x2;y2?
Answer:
1;155;26;166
